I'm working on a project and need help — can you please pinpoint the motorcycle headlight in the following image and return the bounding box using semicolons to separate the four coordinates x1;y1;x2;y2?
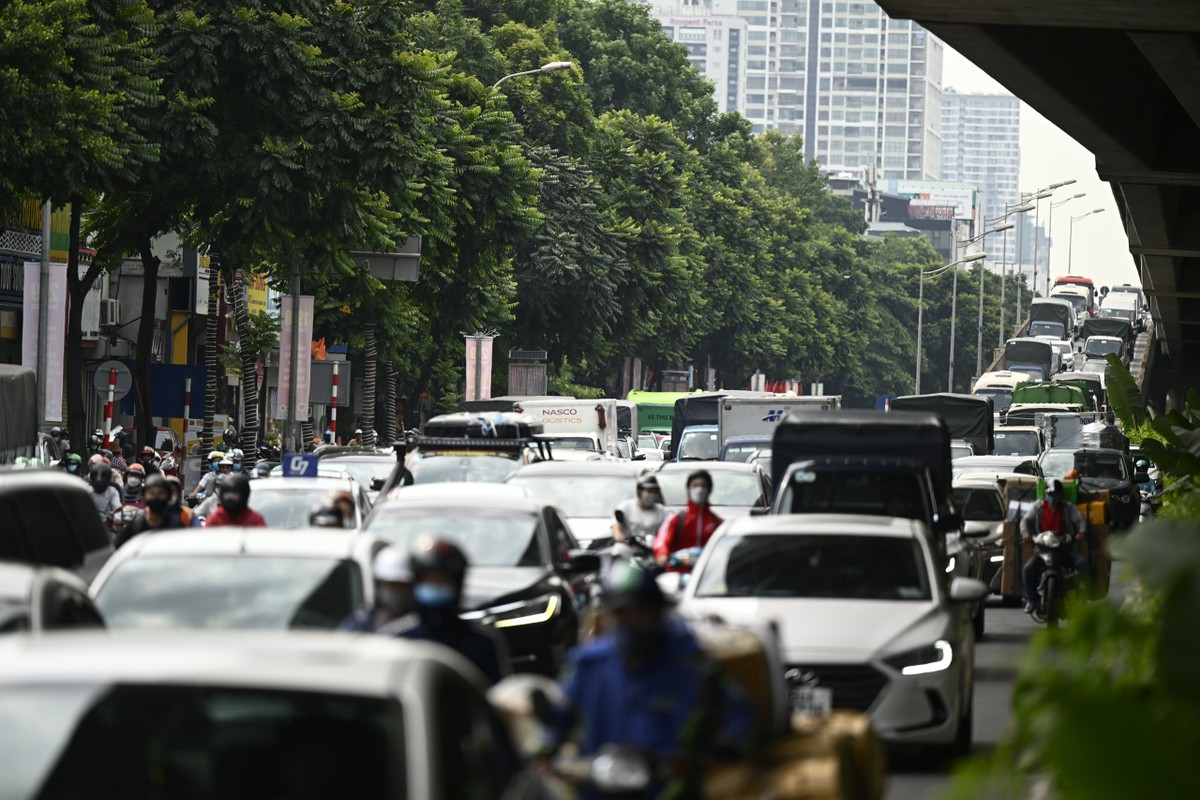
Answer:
885;640;953;676
462;595;560;628
945;556;956;574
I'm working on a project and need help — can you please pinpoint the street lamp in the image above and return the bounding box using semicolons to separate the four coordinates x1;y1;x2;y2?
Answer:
1068;209;1105;274
914;252;987;394
492;61;574;89
1046;192;1086;295
960;222;1014;381
990;202;1034;346
1018;188;1052;326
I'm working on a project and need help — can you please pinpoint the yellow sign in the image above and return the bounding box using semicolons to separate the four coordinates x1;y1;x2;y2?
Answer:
247;274;269;315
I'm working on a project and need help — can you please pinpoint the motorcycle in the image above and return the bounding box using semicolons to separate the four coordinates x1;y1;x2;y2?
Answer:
1030;531;1078;628
1140;488;1161;521
550;746;683;799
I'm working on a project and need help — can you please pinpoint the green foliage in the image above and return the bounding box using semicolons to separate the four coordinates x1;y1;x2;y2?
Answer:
1104;352;1146;429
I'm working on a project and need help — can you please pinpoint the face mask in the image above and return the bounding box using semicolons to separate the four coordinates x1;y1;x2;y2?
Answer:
91;481;109;493
67;465;79;474
377;586;412;615
220;494;248;515
640;491;661;506
145;497;169;513
127;476;142;488
689;486;710;505
209;462;219;472
614;623;661;660
413;583;456;609
232;464;242;472
1047;494;1062;508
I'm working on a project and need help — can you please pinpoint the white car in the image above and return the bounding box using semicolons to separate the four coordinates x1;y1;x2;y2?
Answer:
677;514;987;754
91;529;387;631
244;475;373;528
0;631;547;798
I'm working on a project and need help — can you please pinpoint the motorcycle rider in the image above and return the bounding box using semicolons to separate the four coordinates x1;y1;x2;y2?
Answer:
122;463;146;505
49;426;70;456
1135;458;1157;495
537;560;754;795
189;451;225;502
89;463;123;527
392;537;508;686
230;449;245;472
117;474;188;547
137;446;162;477
653;470;723;566
612;475;667;546
204;473;268;527
1021;478;1089;614
339;546;416;633
163;475;196;528
252;460;272;479
62;452;85;479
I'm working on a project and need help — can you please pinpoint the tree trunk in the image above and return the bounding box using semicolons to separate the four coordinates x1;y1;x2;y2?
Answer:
199;260;219;455
226;267;258;463
360;302;377;447
133;238;160;450
383;360;397;443
65;198;100;454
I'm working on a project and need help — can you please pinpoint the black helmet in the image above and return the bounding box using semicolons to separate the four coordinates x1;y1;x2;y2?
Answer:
409;537;468;584
309;505;345;528
219;473;252;515
1045;478;1064;497
143;473;169;493
602;560;665;612
89;463;113;486
687;469;713;490
637;475;660;491
253;461;272;478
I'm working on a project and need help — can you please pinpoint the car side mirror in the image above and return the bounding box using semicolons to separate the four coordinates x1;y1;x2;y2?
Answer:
749;507;770;517
1134;472;1149;484
949;577;989;603
632;454;646;461
370;477;386;491
563;550;601;574
937;513;963;533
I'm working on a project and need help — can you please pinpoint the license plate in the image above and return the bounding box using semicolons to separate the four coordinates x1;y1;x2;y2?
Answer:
790;687;833;716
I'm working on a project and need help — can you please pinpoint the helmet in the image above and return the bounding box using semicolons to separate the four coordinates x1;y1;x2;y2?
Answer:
329;489;353;506
88;454;109;468
373;547;413;583
208;451;225;462
308;505;345;528
218;473;252;515
50;426;62;437
231;448;244;462
602;560;665;611
143;473;169;493
126;463;146;476
141;446;156;457
1046;478;1064;496
1136;458;1150;469
93;429;104;438
253;461;272;478
89;463;113;485
218;457;234;469
1063;469;1080;482
164;474;183;499
637;475;660;491
355;429;364;436
410;537;468;584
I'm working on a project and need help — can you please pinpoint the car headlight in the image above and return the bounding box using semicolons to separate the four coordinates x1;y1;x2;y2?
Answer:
989;554;1005;563
885;640;954;676
462;595;560;628
1115;493;1131;504
945;556;956;574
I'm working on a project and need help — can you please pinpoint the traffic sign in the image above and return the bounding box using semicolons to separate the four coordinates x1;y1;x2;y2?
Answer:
92;360;133;400
281;452;318;478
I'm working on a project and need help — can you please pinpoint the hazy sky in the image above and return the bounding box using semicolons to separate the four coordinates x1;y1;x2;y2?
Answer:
942;46;1141;292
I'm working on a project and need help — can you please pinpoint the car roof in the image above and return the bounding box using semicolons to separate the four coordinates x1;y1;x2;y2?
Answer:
724;435;772;444
995;425;1040;433
954;455;1034;465
508;460;645;478
110;528;375;560
656;461;764;474
0;631;475;695
250;476;359;490
719;514;927;540
375;484;543;514
952;477;1005;491
318;451;393;461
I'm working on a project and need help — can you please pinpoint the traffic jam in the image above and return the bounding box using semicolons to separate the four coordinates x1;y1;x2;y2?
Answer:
0;290;1153;800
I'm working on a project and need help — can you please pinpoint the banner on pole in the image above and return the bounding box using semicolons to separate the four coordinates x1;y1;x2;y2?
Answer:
21;262;39;371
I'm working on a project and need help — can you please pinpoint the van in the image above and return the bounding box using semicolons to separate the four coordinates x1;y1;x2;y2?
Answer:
972;370;1033;413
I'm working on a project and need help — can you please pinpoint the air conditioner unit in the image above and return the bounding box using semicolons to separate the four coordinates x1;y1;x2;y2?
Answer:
100;298;121;327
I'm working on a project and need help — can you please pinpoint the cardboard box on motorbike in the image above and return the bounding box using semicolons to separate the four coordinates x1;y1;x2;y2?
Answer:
1000;477;1112;601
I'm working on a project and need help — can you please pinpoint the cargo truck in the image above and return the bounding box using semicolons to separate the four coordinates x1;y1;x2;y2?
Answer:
511;398;620;457
717;395;842;451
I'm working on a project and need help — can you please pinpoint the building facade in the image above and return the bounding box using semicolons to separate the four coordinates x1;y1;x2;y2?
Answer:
940;88;1020;226
646;1;749;115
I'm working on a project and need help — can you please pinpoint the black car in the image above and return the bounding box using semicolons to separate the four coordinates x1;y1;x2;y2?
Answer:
0;470;115;582
363;483;597;674
1040;447;1138;529
0;562;105;633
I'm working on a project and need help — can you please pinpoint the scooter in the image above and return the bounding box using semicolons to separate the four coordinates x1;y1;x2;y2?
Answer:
1030;531;1078;628
550;746;684;799
1140;488;1161;521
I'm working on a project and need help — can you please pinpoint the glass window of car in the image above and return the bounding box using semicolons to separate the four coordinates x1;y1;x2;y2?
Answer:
695;534;931;601
953;487;1005;522
542;437;599;452
365;510;546;567
1084;338;1123;357
1029;321;1066;339
721;443;771;463
777;470;926;521
950;443;974;460
1079;453;1129;481
408;455;517;484
1039;451;1077;478
677;430;720;460
319;458;393;492
0;685;403;798
994;430;1039;456
656;470;767;508
972;388;1013;412
249;488;355;529
94;556;362;630
507;475;635;518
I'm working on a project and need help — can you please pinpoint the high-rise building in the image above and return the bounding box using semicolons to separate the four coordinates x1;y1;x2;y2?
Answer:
940;88;1020;226
638;1;943;181
645;1;748;115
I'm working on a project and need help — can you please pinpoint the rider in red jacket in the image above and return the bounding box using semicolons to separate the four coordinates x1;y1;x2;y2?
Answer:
653;470;722;565
204;474;267;528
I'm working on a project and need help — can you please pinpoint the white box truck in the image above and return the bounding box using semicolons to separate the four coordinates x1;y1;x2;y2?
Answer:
718;396;842;451
511;398;620;457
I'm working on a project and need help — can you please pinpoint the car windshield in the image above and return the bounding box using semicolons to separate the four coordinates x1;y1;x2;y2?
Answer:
1053;294;1087;314
319;458;392;491
953;487;1006;521
1030;321;1065;338
777;470;925;520
251;488;354;528
507;474;636;518
953;460;1035;480
637;434;661;451
950;444;974;460
677;429;719;460
94;557;362;630
365;510;545;566
721;443;771;463
694;534;930;601
994;430;1040;456
408;454;518;484
542;437;598;452
1040;451;1077;478
1100;307;1133;321
656;470;766;507
973;388;1013;412
1085;339;1123;357
1079;453;1129;481
0;685;400;798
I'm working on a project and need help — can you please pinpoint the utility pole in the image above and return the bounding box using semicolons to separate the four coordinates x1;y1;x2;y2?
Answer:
287;267;300;452
38;201;51;426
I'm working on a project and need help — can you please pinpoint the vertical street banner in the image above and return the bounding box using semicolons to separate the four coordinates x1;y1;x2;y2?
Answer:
464;335;495;401
22;262;39;370
277;296;293;418
44;264;66;420
295;295;314;420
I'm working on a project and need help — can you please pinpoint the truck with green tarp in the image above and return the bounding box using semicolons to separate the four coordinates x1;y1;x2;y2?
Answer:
626;390;699;434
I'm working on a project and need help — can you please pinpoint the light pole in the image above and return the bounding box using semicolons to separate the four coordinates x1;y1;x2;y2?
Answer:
1015;188;1053;329
1068;208;1105;274
1046;191;1086;295
915;252;987;394
492;61;574;89
1031;180;1076;303
965;222;1014;380
991;202;1034;346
